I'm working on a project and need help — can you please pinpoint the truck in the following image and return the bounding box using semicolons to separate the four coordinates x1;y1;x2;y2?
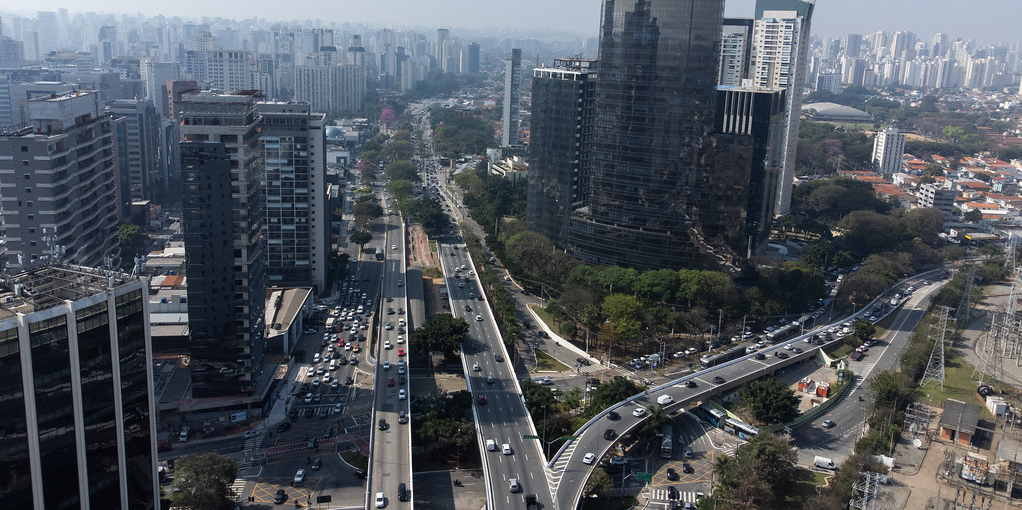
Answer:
849;350;864;361
375;246;384;260
814;456;836;470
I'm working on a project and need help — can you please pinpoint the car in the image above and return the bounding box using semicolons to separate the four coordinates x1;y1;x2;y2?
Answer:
494;354;504;362
508;478;521;493
277;422;292;433
383;360;390;370
331;379;339;389
792;347;804;353
312;377;320;387
397;281;403;287
776;352;789;359
472;363;481;372
712;376;726;384
317;366;326;375
397;335;404;344
609;456;628;466
666;468;679;480
387;308;395;315
306;366;315;377
334;402;342;413
475;315;483;321
397;308;404;315
822;419;836;428
385;322;394;331
668;486;679;500
607;410;620;420
465;305;472;312
398;348;405;357
345;376;353;385
274;488;286;504
785;343;794;350
398;389;406;400
293;469;306;484
398;410;408;424
375;492;385;508
684;380;697;388
311;457;321;470
486;375;494;384
477;394;486;405
604;429;617;440
304;392;313;404
502;443;512;455
755;353;766;360
243;429;260;439
657;394;674;405
387;376;395;387
632;407;646;417
583;453;596;465
682;462;694;473
391;244;397;250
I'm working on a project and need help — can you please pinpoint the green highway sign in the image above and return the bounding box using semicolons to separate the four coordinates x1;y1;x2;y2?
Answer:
636;472;653;482
523;435;542;440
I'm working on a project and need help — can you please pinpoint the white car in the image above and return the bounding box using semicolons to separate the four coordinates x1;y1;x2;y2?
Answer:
475;315;483;321
384;340;392;349
502;443;512;455
383;361;391;370
375;492;385;508
785;343;794;350
632;407;646;417
583;452;596;465
398;389;406;400
243;429;260;439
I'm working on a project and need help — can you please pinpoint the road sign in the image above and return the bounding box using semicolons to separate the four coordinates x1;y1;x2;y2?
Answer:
636;472;653;483
523;435;542;440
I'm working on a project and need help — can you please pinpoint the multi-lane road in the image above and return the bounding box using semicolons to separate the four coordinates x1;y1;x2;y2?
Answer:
368;197;414;508
440;243;555;508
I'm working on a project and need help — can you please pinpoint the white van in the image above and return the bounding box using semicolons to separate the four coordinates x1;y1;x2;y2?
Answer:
814;456;836;470
486;439;497;451
329;359;337;371
657;394;674;405
179;428;189;442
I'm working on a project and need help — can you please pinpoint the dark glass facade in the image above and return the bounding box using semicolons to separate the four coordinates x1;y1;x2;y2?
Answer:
116;290;155;510
31;315;81;509
526;59;596;248
76;302;121;509
181;142;242;396
0;268;157;510
0;327;30;507
570;0;729;270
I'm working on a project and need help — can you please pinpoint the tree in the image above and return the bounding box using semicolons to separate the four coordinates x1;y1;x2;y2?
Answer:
584;467;614;496
117;224;146;269
963;209;983;223
738;379;800;425
867;370;910;410
349;230;373;254
602;294;643;339
172;452;238;510
713;432;798;510
941;125;966;143
411;314;469;355
387;179;415;200
853;319;876;343
384;160;419;182
352;201;383;228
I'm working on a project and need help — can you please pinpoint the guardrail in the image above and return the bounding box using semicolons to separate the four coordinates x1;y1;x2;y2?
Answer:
548;267;945;469
399;218;414;510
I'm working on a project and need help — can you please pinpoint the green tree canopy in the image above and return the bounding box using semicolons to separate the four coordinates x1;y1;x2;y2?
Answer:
384;160;419;182
712;432;798;509
602;294;643;339
411;313;470;354
348;230;373;252
117;223;146;269
386;179;415;201
853;319;876;342
172;452;238;510
738;378;801;425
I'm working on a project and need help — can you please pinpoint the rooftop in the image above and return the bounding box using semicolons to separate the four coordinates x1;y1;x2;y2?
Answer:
0;264;135;319
940;398;981;435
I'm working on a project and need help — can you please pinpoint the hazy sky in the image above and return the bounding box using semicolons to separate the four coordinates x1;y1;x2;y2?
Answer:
12;0;1022;44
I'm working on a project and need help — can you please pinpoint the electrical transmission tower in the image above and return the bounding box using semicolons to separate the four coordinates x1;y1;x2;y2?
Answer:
955;265;976;327
850;471;887;510
921;307;953;391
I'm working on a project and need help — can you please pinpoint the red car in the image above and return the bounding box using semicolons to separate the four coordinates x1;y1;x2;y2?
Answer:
397;348;405;357
387;377;395;387
477;394;487;405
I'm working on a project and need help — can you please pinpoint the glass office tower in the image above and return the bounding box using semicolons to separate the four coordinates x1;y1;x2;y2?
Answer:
570;0;728;270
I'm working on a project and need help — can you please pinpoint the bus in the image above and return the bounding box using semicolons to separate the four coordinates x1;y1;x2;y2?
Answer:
661;423;673;459
375;246;384;260
700;345;747;369
697;405;727;428
723;418;759;440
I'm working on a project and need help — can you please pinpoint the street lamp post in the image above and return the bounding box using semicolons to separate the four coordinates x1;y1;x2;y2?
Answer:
542;406;548;458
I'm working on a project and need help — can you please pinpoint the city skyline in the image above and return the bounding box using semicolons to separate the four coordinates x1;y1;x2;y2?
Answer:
3;0;1020;45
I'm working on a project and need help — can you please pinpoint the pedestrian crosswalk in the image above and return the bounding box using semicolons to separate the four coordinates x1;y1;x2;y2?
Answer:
647;488;701;503
228;479;247;501
242;437;260;450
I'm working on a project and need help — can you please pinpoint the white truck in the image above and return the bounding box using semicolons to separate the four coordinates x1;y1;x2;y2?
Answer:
814;456;836;470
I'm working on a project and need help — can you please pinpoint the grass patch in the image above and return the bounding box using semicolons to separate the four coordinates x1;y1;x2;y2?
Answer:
784;468;830;505
914;355;992;416
535;349;570;371
580;496;638;510
825;342;854;358
532;306;555;329
429;240;438;262
422;266;443;279
340;450;368;470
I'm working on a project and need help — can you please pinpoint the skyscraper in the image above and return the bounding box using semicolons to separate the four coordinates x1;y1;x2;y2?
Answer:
462;42;480;74
501;48;522;147
178;90;266;396
257;101;328;291
569;0;728;270
0;264;158;509
872;125;905;175
109;98;164;207
845;33;863;58
0;91;122;269
719;19;754;86
435;29;449;71
750;0;814;216
527;58;597;248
